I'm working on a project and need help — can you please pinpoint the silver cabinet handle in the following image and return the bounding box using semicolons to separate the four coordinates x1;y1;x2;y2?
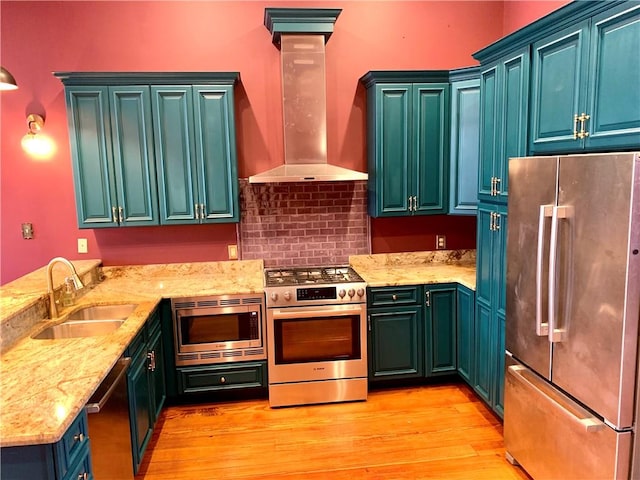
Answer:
536;205;553;336
573;113;579;139
425;290;431;307
200;203;206;221
408;196;412;212
489;211;495;231
118;206;123;223
494;178;501;195
494;212;500;231
195;203;200;220
490;177;496;196
147;351;156;371
112;206;118;223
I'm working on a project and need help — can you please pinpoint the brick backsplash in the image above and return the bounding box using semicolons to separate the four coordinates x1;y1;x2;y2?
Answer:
239;180;369;267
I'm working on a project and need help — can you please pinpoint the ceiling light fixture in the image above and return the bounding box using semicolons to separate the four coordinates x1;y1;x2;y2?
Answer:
0;67;18;91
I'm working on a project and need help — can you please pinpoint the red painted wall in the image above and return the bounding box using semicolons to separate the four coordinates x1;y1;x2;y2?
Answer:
0;1;555;284
503;0;570;35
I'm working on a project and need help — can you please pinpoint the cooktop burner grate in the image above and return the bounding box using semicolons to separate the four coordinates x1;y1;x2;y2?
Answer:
265;266;364;287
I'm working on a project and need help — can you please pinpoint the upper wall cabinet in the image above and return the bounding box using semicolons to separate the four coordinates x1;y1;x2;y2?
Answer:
55;72;240;228
360;71;450;218
477;49;529;205
63;85;159;228
449;67;480;215
529;3;640;153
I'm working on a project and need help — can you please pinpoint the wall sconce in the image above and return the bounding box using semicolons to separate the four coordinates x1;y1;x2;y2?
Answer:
0;67;18;90
21;114;56;159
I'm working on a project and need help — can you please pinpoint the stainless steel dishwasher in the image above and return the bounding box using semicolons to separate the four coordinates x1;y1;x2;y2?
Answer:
86;357;134;480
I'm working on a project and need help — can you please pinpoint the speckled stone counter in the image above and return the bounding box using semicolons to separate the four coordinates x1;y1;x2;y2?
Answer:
349;250;476;290
0;259;264;447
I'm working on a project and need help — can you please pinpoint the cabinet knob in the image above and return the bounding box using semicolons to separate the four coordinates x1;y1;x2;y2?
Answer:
392;294;397;301
78;472;88;480
73;433;84;443
220;376;226;384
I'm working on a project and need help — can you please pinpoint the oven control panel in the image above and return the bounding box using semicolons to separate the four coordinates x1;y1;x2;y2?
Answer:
266;283;366;307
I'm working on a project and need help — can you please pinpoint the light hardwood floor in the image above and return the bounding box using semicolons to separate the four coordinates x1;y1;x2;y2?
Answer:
137;382;530;479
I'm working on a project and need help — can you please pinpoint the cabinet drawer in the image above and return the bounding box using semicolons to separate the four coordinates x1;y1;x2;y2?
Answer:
54;410;89;479
178;361;266;394
369;286;421;307
61;442;92;480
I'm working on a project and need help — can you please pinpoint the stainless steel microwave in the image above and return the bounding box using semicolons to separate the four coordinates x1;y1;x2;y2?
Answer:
171;294;266;366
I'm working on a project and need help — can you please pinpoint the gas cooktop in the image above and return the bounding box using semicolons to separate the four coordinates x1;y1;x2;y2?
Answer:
264;266;364;287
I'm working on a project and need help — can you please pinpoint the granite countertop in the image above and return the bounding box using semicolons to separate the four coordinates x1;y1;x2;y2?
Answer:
0;259;264;447
350;250;476;290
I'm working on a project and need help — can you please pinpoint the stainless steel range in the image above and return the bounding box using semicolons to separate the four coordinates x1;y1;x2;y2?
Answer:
264;266;368;407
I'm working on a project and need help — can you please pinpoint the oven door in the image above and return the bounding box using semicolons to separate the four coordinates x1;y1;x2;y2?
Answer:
267;303;367;384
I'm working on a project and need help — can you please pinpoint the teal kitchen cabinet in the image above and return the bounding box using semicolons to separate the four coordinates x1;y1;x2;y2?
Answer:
455;284;475;387
177;361;267;395
449;68;480;215
55;72;240;228
62;85;159;228
367;286;424;382
126;308;166;474
424;284;457;376
474;202;507;417
152;83;239;224
477;49;529;204
529;3;640;153
360;71;450;217
0;410;92;480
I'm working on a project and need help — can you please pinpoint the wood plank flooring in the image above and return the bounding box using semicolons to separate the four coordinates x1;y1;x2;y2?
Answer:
137;382;530;479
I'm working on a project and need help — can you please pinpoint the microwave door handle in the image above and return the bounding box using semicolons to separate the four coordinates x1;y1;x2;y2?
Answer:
271;306;363;320
536;205;553;336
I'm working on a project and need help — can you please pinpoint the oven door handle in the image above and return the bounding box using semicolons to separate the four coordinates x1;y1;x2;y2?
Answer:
270;305;364;320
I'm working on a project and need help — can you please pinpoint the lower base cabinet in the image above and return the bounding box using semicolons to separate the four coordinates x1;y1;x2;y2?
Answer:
126;307;166;474
455;285;475;386
0;410;92;480
177;361;267;394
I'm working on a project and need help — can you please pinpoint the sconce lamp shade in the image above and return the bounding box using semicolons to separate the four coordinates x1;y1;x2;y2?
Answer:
0;67;18;90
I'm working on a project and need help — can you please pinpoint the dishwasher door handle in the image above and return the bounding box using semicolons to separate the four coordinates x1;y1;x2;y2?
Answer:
85;357;131;414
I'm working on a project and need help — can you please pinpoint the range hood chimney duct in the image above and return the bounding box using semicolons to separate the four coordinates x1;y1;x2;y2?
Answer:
249;8;367;183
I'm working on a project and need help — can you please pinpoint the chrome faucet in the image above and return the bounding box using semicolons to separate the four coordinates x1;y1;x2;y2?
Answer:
47;257;84;318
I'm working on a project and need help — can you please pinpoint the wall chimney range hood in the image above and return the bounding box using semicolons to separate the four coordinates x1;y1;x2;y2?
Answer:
249;8;368;183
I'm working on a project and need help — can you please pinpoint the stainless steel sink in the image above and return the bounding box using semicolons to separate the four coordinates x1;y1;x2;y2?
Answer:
33;320;125;339
32;303;138;339
66;304;138;322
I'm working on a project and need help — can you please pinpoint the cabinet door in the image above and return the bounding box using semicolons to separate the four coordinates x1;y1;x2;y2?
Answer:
529;21;591;153
413;83;449;214
477;65;500;203
109;86;159;226
475;204;495;306
368;306;423;381
474;299;493;405
65;86;118;228
424;285;456;376
192;85;239;222
494;314;506;418
498;52;529;201
152;86;199;224
127;346;152;474
148;327;166;424
369;84;412;217
456;285;475;386
494;205;508;320
449;78;480;215
585;4;640;150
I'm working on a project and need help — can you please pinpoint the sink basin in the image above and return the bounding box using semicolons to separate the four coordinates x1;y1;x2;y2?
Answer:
32;303;137;339
33;320;124;339
66;304;138;322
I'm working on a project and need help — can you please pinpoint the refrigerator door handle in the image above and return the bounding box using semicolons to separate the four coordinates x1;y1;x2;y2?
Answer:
536;205;553;336
507;365;605;433
548;205;574;343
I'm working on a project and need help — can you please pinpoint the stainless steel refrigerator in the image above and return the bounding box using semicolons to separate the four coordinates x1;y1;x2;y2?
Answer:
504;152;640;479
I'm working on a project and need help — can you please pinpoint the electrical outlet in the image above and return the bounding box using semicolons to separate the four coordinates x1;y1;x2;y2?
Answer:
21;223;34;239
78;238;88;254
436;235;446;250
228;244;238;260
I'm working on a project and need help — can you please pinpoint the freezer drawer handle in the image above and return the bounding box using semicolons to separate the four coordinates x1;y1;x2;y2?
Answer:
535;205;553;336
508;365;605;433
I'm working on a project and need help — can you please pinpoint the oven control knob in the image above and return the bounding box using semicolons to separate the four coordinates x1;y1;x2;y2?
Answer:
348;288;355;298
283;291;291;301
270;292;278;302
338;289;346;298
357;288;365;298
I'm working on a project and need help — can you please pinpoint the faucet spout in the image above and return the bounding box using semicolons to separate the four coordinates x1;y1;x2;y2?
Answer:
47;257;84;318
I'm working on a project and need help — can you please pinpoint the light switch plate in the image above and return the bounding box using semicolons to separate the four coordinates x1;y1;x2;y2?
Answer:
436;235;446;250
21;223;34;239
228;244;238;260
78;238;88;254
